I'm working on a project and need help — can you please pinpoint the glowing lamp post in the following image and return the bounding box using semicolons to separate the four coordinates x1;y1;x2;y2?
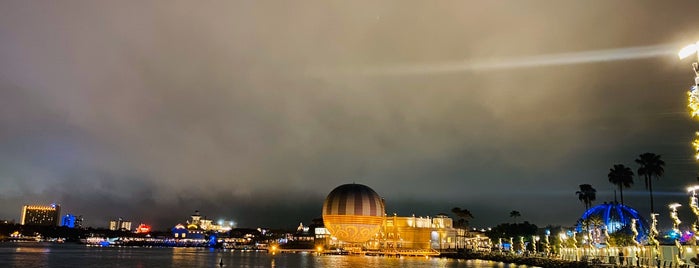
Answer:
544;229;550;256
688;185;699;245
679;42;699;84
678;42;699;66
679;43;699;160
669;203;684;266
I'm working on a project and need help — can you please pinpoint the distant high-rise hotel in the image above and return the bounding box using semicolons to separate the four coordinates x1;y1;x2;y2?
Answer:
109;218;132;231
61;214;83;229
21;203;60;226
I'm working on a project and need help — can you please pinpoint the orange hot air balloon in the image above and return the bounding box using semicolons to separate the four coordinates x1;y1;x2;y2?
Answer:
322;184;385;243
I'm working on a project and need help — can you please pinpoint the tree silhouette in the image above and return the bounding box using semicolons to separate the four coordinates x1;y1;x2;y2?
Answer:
484;221;538;241
451;207;474;227
585;215;604;245
510;210;521;223
608;164;634;205
635;153;665;213
576;184;597;210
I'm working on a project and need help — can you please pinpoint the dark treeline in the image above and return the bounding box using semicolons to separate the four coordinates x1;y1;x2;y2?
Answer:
485;222;538;240
0;223;165;242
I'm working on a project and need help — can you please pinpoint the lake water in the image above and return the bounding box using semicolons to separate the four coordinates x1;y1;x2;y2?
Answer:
0;243;535;268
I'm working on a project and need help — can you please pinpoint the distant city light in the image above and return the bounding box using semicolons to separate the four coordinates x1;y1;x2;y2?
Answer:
136;223;151;234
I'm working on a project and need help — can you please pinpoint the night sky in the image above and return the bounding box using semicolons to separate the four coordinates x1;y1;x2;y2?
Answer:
3;1;699;230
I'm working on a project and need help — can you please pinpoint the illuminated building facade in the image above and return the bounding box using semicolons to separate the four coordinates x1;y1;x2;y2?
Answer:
61;214;79;228
321;184;468;252
323;214;462;251
109;218;132;231
136;223;151;234
171;210;235;240
294;222;314;242
379;214;458;250
184;210;233;232
577;202;649;242
172;224;188;238
21;203;60;226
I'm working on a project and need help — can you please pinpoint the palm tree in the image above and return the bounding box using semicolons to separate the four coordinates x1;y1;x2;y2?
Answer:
576;184;597;210
608;164;634;205
451;207;474;227
510;210;521;223
587;216;605;244
635;153;665;213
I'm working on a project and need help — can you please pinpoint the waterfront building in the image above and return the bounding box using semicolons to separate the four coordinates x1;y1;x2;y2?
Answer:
172;224;189;238
314;226;331;246
376;214;459;250
171;210;234;240
20;203;60;226
65;214;84;229
62;214;76;228
184;210;232;232
75;215;83;228
577;202;649;244
135;223;151;234
109;218;132;231
320;184;468;253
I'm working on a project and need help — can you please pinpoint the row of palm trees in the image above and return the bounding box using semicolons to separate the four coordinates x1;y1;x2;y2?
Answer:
450;207;522;227
576;152;665;213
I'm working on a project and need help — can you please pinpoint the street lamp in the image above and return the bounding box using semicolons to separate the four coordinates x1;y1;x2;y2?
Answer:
668;203;682;239
544;230;550;256
679;43;699;160
678;41;699;80
688;185;699;245
679;42;699;60
669;203;684;266
532;235;540;254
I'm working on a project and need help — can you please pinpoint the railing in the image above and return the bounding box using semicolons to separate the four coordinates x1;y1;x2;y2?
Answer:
559;245;699;268
363;249;440;257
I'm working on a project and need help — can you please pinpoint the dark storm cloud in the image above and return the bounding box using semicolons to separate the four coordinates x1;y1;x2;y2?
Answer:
2;1;699;229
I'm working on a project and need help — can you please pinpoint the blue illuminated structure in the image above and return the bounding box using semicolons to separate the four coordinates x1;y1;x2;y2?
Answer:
577;202;649;240
62;214;76;228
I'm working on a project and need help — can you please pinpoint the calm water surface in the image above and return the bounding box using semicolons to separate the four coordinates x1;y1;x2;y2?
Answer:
0;243;536;268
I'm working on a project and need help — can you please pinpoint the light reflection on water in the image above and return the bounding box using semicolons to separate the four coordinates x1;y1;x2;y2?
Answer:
0;243;537;268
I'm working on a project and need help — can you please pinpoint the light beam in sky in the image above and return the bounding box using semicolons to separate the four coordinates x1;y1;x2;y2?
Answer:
329;44;679;76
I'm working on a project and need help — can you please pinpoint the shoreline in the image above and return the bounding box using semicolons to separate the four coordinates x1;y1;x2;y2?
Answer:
441;251;599;268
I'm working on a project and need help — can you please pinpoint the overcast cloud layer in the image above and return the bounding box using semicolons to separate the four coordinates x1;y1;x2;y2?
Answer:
2;1;699;229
